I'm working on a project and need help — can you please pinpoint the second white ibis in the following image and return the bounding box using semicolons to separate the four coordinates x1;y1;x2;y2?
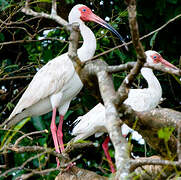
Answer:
72;50;178;172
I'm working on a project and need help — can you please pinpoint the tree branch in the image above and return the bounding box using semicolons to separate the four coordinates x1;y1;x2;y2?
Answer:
130;157;181;172
119;105;181;158
106;62;181;76
116;0;146;106
21;4;68;29
13;130;48;148
55;166;108;180
87;60;130;179
89;13;181;61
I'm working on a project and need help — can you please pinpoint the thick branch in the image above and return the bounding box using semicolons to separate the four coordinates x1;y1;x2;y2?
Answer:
119;106;181;158
55;166;107;180
92;61;130;179
51;0;57;15
130;157;181;172
67;22;83;74
116;0;146;106
107;62;181;76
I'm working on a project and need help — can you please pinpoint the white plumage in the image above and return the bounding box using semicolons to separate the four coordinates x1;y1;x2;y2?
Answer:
72;50;178;172
72;103;106;141
72;50;178;140
4;4;126;167
5;4;126;128
7;54;82;126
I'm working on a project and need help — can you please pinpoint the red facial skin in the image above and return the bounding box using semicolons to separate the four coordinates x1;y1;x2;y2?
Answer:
79;6;93;22
151;53;177;69
78;5;129;51
151;53;162;63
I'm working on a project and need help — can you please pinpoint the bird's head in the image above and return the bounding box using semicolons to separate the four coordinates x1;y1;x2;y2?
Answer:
68;4;128;50
145;50;178;70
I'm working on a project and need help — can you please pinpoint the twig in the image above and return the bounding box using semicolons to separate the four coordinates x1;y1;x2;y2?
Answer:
106;62;181;76
2;26;33;37
0;166;59;179
0;165;6;169
18;168;59;180
0;37;67;46
51;0;57;15
0;75;34;81
178;125;181;162
21;6;68;29
1;64;35;78
89;13;181;61
13;130;48;148
0;16;41;26
65;141;94;154
0;152;46;178
116;0;146;106
130;158;181;172
0;128;32;141
22;152;46;168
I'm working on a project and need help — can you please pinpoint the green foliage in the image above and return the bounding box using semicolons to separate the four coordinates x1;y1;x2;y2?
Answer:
65;0;74;4
0;33;5;41
0;0;181;179
1;118;30;149
31;116;46;131
150;31;159;48
158;126;175;142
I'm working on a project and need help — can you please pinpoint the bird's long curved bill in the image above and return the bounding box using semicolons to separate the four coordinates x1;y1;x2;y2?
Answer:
89;13;128;51
160;57;178;70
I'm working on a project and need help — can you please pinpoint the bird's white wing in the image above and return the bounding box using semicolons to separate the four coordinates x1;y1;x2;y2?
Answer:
124;88;160;111
8;53;75;120
72;103;106;141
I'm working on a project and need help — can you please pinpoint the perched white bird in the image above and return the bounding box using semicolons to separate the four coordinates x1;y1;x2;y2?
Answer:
4;4;126;167
72;50;178;172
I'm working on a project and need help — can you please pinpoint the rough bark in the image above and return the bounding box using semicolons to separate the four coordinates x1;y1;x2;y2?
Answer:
120;106;181;158
55;166;107;180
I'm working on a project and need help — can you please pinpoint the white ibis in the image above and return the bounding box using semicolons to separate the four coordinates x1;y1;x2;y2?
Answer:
4;4;126;167
72;50;178;173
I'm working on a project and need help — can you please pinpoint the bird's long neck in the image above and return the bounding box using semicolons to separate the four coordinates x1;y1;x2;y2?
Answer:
78;22;96;62
141;67;162;95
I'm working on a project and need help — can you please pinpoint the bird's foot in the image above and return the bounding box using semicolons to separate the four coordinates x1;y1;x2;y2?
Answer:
56;157;60;168
65;162;76;170
61;162;76;174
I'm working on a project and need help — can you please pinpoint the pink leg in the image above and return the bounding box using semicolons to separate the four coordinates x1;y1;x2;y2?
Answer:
57;115;65;152
50;107;60;167
102;136;116;173
57;115;76;170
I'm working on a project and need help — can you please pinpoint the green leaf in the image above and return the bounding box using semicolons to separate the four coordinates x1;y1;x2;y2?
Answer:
150;31;158;48
167;0;178;4
31;116;46;131
6;102;15;111
0;33;5;41
158;127;175;142
1;118;30;148
119;9;128;17
64;110;74;120
73;139;91;144
4;64;18;70
65;0;74;4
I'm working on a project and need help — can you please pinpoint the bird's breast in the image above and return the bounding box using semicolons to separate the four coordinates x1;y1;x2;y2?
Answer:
62;72;83;100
